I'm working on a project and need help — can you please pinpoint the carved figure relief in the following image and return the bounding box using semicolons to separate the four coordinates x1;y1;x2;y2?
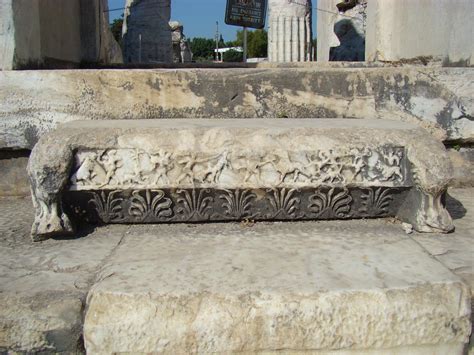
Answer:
150;150;173;184
366;147;404;183
241;154;279;184
201;151;232;184
69;147;407;190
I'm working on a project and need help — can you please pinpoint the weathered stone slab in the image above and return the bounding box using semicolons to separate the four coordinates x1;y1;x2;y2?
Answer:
0;196;125;353
1;189;472;353
83;221;471;354
27;119;454;241
0;150;30;196
1;67;472;150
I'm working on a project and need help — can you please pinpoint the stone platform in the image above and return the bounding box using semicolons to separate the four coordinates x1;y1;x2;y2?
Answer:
0;189;472;354
28;119;454;241
1;66;473;150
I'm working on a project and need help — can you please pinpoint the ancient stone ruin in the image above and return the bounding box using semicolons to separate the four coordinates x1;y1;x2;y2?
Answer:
170;21;193;63
0;0;473;354
122;0;172;64
317;0;473;65
268;0;314;62
27;119;454;241
0;0;122;69
330;0;367;61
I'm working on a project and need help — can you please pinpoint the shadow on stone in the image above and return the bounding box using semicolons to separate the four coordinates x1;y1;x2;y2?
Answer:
445;193;466;220
50;224;97;241
330;19;365;61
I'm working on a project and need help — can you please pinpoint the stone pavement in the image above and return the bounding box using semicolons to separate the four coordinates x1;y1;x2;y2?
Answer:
0;189;472;354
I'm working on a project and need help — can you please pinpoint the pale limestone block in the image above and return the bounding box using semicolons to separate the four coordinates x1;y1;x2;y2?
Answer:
83;223;471;353
1;67;472;149
366;0;473;65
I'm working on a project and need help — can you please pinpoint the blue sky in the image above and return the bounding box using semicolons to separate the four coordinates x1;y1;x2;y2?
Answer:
108;0;318;41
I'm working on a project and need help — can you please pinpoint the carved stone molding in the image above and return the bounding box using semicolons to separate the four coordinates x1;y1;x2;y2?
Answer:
27;119;455;240
63;187;409;224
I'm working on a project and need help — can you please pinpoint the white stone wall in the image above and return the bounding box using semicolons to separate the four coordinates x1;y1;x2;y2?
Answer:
0;0;16;70
366;0;473;65
0;0;82;69
0;0;42;70
268;0;313;62
316;0;339;62
81;0;123;65
122;0;172;64
0;0;121;69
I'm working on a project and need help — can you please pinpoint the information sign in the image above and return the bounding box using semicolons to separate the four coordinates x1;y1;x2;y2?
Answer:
225;0;267;29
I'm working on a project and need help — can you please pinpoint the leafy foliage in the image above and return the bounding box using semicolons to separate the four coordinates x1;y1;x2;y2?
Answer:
189;37;216;61
222;49;243;62
110;18;123;47
235;29;268;58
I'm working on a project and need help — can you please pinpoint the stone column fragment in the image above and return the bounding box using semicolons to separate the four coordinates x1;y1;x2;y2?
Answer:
268;0;313;62
0;0;122;70
122;0;172;64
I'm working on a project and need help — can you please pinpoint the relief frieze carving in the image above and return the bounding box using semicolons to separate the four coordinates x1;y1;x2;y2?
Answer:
63;187;409;225
69;146;408;190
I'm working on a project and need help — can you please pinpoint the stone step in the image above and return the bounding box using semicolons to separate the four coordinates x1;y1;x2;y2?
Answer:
83;220;471;354
27;118;454;241
2;67;472;150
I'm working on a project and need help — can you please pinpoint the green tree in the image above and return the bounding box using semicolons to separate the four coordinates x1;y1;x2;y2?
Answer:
222;49;243;62
189;37;216;61
235;29;268;58
110;18;123;46
219;34;225;48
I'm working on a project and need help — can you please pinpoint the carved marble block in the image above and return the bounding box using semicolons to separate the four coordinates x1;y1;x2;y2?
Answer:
28;119;454;241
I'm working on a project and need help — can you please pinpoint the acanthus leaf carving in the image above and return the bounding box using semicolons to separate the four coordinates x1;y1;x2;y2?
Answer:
176;189;214;221
219;189;257;219
308;187;352;219
359;187;394;217
88;190;124;223
129;190;173;222
266;188;302;219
